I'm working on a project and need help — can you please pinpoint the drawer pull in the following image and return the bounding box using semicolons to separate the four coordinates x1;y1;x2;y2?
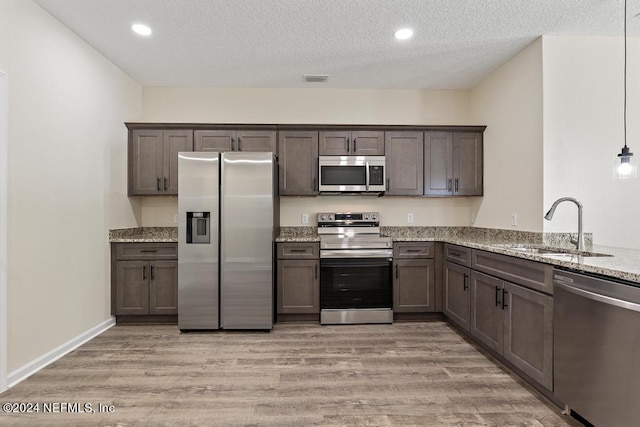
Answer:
290;249;307;253
140;250;158;253
406;249;423;253
449;251;462;257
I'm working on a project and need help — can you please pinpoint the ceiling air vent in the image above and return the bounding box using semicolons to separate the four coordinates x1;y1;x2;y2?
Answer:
304;74;329;83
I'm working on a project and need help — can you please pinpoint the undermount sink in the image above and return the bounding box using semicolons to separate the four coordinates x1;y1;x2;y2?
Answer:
493;244;613;258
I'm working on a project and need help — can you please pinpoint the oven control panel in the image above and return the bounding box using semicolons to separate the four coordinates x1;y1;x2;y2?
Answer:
317;212;379;223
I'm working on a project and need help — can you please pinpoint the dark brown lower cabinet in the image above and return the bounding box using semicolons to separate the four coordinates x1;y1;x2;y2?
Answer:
443;261;471;331
276;259;319;314
470;270;553;390
276;242;320;320
393;258;435;312
115;260;178;315
111;242;178;322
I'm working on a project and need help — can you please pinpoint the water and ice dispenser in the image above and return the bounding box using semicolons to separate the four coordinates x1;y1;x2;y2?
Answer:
186;212;210;244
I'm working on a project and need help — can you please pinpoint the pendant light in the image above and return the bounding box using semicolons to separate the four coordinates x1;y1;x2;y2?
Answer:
615;0;638;179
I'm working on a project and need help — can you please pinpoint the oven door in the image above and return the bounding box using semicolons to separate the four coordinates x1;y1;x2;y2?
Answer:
320;257;392;309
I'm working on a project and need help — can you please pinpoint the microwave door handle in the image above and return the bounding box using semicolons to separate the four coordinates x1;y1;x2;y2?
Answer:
365;161;370;191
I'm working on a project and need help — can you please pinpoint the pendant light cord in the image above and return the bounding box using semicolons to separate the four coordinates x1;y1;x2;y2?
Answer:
624;0;628;149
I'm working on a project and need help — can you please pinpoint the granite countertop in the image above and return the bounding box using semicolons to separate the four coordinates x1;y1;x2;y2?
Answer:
110;225;640;283
109;227;177;243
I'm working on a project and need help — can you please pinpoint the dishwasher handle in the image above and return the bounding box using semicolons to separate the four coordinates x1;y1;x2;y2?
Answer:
555;281;640;313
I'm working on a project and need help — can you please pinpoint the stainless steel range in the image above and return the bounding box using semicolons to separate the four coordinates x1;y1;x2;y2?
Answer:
318;212;393;325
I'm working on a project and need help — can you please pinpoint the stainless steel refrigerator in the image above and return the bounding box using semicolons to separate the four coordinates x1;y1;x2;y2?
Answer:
178;151;278;330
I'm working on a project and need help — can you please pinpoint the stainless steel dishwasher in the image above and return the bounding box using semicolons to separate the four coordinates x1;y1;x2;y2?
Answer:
554;269;640;427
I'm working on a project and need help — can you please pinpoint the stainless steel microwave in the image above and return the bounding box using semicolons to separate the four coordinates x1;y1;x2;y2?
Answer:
318;156;386;193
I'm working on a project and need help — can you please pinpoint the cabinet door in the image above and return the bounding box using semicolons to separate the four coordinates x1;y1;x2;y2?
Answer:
115;261;150;315
149;260;178;315
130;129;163;195
163;130;193;195
277;259;319;314
470;270;503;353
278;131;319;196
503;282;553;390
393;259;435;313
352;131;385;155
194;130;235;152
453;132;482;196
384;131;424;195
237;130;277;154
443;261;470;331
319;131;350;155
424;131;453;196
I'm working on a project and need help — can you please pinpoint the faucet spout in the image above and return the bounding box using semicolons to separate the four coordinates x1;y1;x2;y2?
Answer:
544;197;585;251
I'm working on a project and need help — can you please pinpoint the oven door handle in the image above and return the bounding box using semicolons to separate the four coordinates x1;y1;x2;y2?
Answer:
320;258;393;268
320;249;393;259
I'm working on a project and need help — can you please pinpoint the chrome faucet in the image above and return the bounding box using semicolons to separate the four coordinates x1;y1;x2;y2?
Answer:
544;197;585;251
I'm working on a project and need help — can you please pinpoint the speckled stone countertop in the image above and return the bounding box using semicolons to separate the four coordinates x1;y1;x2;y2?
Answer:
109;227;177;243
276;226;640;284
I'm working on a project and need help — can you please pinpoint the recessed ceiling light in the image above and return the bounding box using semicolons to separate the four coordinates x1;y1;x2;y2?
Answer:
131;23;152;36
394;28;414;40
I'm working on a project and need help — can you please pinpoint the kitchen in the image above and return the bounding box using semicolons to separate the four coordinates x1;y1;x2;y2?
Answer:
2;0;640;425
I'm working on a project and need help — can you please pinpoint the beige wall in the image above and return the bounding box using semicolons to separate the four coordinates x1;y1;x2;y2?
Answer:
0;0;142;372
140;87;476;226
469;39;544;232
542;36;640;248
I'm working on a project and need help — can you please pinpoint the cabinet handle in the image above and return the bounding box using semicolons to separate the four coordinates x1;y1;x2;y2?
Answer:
344;139;348;152
449;251;461;257
463;274;468;290
231;137;235;151
353;137;357;152
315;264;318;279
238;137;242;151
395;264;399;279
495;285;501;307
140;250;158;253
290;249;306;253
143;265;147;280
346;137;350;153
164;177;168;190
502;289;508;310
386;178;390;191
455;178;459;193
157;177;161;191
150;265;155;280
406;249;422;253
448;179;452;192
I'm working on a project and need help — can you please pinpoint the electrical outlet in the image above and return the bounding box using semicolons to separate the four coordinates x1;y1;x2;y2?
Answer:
470;212;476;224
407;213;414;223
511;213;518;226
301;213;309;224
174;214;178;224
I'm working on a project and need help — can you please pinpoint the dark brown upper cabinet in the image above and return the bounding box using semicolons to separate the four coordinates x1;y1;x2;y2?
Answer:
278;131;319;196
319;131;384;156
384;131;424;196
128;128;193;196
194;129;276;154
424;131;483;196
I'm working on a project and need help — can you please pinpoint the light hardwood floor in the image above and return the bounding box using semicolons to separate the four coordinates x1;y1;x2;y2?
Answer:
0;322;581;426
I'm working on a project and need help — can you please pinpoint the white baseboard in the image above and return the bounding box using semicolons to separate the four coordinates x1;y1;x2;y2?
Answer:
7;317;115;389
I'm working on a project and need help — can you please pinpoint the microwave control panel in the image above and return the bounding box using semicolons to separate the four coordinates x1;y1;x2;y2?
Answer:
369;166;384;185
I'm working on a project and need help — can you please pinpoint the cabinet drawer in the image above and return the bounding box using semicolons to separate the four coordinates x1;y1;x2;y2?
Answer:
472;249;553;295
114;243;178;260
393;242;434;259
444;244;472;267
277;242;319;259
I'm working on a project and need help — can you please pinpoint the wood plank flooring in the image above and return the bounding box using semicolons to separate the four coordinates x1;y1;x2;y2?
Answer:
0;322;581;426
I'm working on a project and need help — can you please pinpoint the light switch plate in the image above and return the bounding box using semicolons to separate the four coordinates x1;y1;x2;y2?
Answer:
511;213;518;226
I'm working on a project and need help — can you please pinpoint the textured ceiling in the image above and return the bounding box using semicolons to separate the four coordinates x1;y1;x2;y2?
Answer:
33;0;640;89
